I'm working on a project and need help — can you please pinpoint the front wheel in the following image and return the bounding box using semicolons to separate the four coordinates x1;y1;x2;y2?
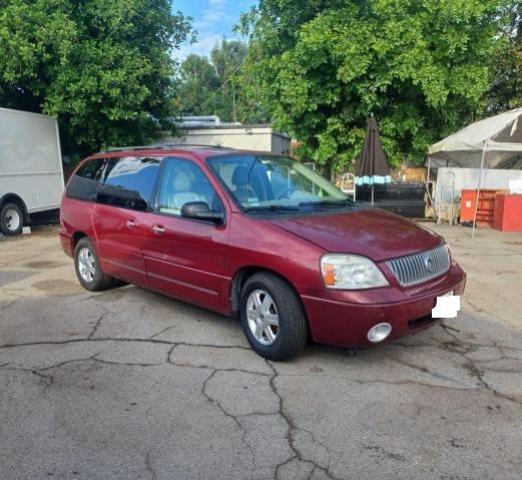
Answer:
0;202;23;236
239;272;308;360
74;237;113;291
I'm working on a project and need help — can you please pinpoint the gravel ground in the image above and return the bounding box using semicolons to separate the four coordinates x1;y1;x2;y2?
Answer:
0;223;521;480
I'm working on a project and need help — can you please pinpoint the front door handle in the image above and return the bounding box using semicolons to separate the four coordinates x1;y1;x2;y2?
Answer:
152;225;166;234
126;219;138;228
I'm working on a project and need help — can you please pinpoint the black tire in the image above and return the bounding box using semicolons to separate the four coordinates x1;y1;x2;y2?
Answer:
0;202;24;236
239;272;308;360
110;278;129;288
74;237;113;291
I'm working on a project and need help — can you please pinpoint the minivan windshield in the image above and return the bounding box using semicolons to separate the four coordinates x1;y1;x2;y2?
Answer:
208;154;354;212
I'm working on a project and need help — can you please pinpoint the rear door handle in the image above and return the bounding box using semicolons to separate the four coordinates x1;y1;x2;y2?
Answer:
152;225;166;234
126;219;138;228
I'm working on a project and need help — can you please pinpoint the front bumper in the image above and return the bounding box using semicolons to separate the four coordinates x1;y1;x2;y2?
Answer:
301;264;466;346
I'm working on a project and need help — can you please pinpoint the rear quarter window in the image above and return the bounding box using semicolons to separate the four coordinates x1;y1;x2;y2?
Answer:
66;158;106;202
97;156;161;211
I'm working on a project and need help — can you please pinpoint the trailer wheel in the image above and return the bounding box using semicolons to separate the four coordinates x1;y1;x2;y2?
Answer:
0;202;24;236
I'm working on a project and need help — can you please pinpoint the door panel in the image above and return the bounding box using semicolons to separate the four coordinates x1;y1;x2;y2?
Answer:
142;214;229;310
93;204;150;286
92;156;161;287
142;157;230;312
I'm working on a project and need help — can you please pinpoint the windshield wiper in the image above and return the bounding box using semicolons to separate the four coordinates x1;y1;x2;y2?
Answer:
243;204;300;213
298;199;356;208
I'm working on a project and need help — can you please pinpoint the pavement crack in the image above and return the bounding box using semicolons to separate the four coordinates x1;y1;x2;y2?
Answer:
0;338;176;349
88;313;105;339
306;465;317;480
31;369;54;386
0;354;166;379
169;359;270;377
441;323;461;334
0;338;251;351
37;356;99;373
0;366;54;386
200;369;258;470
147;326;175;340
440;322;522;406
266;360;337;480
92;355;164;368
389;356;461;384
461;357;521;405
463;298;497;319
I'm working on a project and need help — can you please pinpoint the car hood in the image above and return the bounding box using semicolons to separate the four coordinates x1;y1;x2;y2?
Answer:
268;208;442;262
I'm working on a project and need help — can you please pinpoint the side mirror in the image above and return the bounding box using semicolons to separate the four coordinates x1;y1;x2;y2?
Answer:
181;201;225;225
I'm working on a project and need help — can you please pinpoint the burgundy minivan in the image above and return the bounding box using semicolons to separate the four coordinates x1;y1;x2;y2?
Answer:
60;146;466;359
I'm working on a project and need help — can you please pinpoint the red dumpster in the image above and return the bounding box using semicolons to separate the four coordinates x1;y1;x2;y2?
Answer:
494;194;522;232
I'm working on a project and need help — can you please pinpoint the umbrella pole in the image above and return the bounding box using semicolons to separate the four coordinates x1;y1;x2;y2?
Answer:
371;184;374;206
426;156;435;220
472;141;488;239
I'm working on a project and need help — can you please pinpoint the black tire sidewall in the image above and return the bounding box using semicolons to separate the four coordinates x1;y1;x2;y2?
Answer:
239;273;307;360
74;238;108;291
0;203;23;236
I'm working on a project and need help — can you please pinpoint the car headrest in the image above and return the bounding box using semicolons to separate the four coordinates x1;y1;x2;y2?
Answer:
173;171;192;192
231;165;251;186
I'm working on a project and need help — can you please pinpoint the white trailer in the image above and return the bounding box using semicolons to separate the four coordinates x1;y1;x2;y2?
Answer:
164;124;291;155
0;107;64;235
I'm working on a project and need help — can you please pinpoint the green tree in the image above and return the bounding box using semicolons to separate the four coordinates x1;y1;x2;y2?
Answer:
177;54;220;116
241;0;508;173
0;0;192;157
488;1;522;112
210;39;247;122
177;39;269;123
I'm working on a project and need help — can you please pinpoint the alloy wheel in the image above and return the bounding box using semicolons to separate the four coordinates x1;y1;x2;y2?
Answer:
246;289;280;345
78;247;96;283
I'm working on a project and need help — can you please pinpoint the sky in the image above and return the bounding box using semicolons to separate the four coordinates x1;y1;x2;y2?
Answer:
174;0;257;59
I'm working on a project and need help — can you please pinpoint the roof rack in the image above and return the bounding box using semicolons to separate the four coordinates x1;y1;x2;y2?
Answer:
102;145;159;153
101;143;232;153
162;143;230;149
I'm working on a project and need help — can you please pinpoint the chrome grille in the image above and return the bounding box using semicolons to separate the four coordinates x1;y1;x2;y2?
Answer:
385;244;450;287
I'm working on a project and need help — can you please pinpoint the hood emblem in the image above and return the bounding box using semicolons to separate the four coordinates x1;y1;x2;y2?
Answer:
424;256;434;272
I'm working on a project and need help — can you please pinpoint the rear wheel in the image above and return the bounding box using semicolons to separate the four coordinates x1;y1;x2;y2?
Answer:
0;202;23;236
74;237;113;291
239;272;308;360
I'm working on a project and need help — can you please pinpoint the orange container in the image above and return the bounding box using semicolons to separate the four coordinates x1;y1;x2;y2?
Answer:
460;190;477;222
460;189;500;226
494;194;522;232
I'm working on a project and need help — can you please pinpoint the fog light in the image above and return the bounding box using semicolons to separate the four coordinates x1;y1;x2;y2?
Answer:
367;323;392;343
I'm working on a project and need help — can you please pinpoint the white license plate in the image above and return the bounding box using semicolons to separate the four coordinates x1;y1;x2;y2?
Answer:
432;292;460;318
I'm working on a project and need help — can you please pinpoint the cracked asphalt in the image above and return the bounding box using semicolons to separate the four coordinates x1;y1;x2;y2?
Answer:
0;224;521;480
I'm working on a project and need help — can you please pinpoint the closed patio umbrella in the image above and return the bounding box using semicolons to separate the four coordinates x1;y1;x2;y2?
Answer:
355;116;391;205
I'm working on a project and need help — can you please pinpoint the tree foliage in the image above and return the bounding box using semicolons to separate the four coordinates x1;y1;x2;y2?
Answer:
488;2;522;112
0;0;192;156
177;39;269;124
241;0;508;172
177;54;220;116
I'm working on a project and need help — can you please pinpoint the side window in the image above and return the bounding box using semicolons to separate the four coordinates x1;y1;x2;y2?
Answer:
157;158;222;217
66;158;106;202
97;156;160;211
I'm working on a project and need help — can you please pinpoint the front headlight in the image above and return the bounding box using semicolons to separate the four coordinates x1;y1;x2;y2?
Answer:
320;254;389;290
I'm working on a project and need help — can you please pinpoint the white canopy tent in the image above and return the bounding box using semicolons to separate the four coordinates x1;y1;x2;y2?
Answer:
428;108;522;236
